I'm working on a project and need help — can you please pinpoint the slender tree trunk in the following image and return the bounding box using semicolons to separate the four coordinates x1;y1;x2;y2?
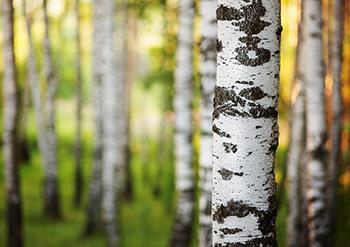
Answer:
302;0;329;245
287;7;307;246
287;84;306;247
328;0;344;244
213;0;281;245
98;0;120;245
42;0;60;218
2;0;23;245
171;0;195;246
198;0;216;246
74;0;83;208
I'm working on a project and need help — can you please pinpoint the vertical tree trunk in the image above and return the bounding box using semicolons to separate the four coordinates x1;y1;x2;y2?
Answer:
171;0;195;246
98;0;120;245
213;0;281;245
2;0;23;245
302;0;329;245
328;0;344;243
74;0;83;208
287;8;307;246
287;85;306;247
42;0;60;218
198;0;216;246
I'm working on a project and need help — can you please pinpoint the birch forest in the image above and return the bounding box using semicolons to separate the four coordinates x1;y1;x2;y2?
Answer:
1;0;350;246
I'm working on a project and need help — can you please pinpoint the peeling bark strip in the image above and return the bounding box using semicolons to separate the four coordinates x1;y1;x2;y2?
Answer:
199;0;216;246
171;0;195;245
3;0;23;245
213;0;280;246
302;0;329;245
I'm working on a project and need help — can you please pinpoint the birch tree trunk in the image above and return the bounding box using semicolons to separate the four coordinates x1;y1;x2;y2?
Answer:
328;0;344;243
287;12;307;246
287;83;306;247
199;0;216;246
213;0;281;245
74;0;83;208
302;0;329;245
42;0;60;218
2;0;23;245
98;0;120;245
171;0;195;245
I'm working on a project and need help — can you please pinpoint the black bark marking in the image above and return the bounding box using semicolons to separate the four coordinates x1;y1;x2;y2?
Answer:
213;124;231;138
233;172;244;176
213;87;277;119
214;236;277;246
217;39;223;52
216;5;242;21
217;1;272;66
239;87;267;101
223;143;238;153
218;168;234;180
236;80;254;85
220;228;243;235
213;197;276;236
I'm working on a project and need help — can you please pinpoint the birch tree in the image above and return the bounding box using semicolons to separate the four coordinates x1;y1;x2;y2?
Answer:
98;0;122;245
171;0;195;245
42;0;60;218
2;0;23;245
287;11;307;246
74;0;83;207
23;0;60;218
302;0;329;245
198;0;216;245
213;0;281;245
328;0;344;243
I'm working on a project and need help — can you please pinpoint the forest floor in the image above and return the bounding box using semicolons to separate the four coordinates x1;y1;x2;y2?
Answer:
0;99;349;246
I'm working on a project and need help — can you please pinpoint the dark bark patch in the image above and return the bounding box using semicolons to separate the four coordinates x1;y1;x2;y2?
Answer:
234;172;244;176
236;80;254;85
235;46;271;67
213;197;277;237
239;87;267;101
213;124;231;138
213;87;277;119
220;228;243;235
216;5;241;21
218;168;234;181
214;236;277;246
217;39;223;52
223;142;238;153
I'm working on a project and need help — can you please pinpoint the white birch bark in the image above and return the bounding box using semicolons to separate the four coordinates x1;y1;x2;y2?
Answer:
287;83;306;247
302;0;329;245
171;0;195;245
42;0;60;217
97;0;120;245
23;0;60;217
213;0;281;245
2;0;23;245
287;16;307;246
199;0;216;246
328;0;344;243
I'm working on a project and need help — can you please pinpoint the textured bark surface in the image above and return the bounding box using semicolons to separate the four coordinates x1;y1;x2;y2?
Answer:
328;0;344;244
2;0;23;245
213;0;281;246
171;0;195;245
302;0;329;245
199;0;216;246
74;0;83;208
